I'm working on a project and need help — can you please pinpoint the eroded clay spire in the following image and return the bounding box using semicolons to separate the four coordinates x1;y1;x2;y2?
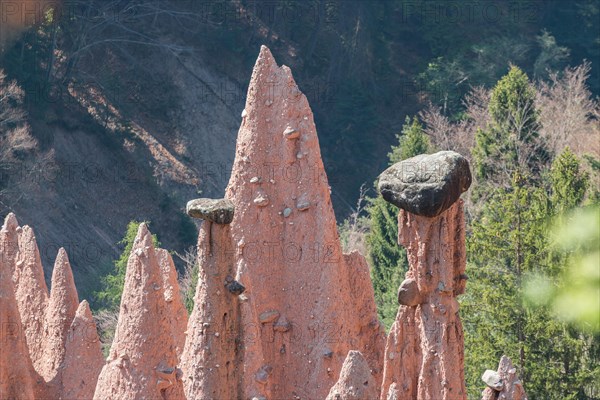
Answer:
0;246;38;399
481;356;528;400
0;213;20;276
93;223;185;399
1;212;19;239
60;300;104;400
40;248;80;382
14;224;49;373
181;201;242;399
326;350;379;400
225;45;384;399
156;247;188;359
379;151;472;400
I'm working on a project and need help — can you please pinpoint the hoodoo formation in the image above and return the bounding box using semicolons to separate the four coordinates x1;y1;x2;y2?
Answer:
181;200;242;399
13;223;49;373
481;356;528;400
0;214;101;399
0;46;529;399
379;152;472;400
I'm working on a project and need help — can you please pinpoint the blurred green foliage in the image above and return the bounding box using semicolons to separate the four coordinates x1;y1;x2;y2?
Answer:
525;206;600;333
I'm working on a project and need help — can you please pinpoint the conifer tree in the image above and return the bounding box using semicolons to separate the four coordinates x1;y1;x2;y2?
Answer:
550;147;590;212
463;85;595;398
472;66;548;189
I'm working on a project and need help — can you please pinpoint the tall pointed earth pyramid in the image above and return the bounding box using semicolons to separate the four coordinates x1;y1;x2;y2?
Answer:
40;248;80;382
93;224;185;399
225;46;385;399
60;300;104;400
0;255;38;399
13;224;49;372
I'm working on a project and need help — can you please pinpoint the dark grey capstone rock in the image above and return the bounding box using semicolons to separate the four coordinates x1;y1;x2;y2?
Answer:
186;198;235;224
378;151;472;217
397;278;422;306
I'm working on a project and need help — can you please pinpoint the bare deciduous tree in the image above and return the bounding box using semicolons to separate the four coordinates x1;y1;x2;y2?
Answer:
0;70;37;163
421;62;599;186
463;85;491;133
419;86;491;161
175;245;198;304
419;104;468;158
95;307;119;356
536;62;600;158
339;183;370;255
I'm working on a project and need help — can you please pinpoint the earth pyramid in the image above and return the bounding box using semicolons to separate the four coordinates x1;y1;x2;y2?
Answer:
378;151;471;400
0;46;533;400
223;45;386;399
93;224;186;399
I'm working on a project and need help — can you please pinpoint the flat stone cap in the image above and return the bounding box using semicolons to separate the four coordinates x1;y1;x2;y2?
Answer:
378;151;471;217
482;369;503;391
186;198;235;224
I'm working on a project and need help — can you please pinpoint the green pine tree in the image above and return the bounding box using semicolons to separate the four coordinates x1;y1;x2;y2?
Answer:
472;66;547;187
551;147;590;212
367;195;405;328
463;173;549;397
529;151;597;397
388;116;431;163
367;116;430;328
462;63;599;398
463;155;595;398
